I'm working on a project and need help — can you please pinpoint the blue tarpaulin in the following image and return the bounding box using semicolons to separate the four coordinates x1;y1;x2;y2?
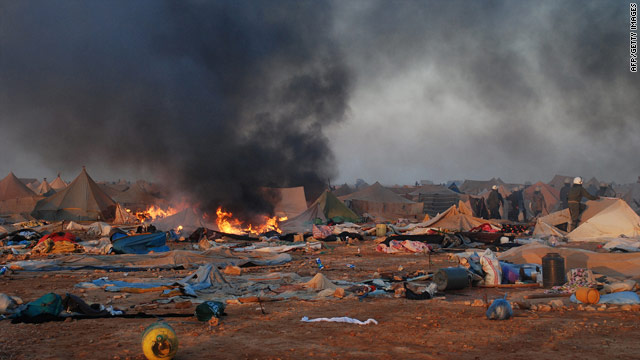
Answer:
111;232;169;254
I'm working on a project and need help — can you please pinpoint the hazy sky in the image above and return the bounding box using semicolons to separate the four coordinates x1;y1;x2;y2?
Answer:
1;0;638;188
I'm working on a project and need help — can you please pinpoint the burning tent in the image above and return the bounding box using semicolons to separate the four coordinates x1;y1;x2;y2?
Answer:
153;208;209;234
0;172;40;215
113;203;139;224
280;190;359;233
31;167;116;221
339;182;424;221
111;181;163;212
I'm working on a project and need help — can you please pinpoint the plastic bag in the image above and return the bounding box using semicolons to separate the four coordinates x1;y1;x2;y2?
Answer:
195;301;226;321
486;293;513;320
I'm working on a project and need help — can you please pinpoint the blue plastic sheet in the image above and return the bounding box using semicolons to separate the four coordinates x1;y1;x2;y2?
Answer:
571;291;640;305
111;232;169;254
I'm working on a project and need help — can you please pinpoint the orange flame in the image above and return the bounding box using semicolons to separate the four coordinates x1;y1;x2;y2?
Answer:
216;207;245;235
135;205;178;222
215;207;286;235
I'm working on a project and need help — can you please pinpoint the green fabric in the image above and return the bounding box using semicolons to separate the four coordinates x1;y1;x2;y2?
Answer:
331;216;345;223
21;293;62;318
323;191;359;222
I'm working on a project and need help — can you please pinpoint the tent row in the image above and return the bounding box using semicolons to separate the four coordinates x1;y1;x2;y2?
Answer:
0;168;162;223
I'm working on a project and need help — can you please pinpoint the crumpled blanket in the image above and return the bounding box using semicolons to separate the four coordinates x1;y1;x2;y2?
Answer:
301;316;378;325
312;225;333;239
376;240;431;254
549;268;596;294
32;238;84;254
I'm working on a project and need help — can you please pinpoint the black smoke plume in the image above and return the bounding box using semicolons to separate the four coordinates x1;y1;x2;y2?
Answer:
0;1;350;219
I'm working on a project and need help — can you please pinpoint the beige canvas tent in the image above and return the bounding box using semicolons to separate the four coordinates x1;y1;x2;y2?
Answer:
459;178;506;195
623;182;640;214
332;184;355;197
422;203;498;231
34;178;56;197
533;198;640;242
409;184;460;217
26;180;40;192
31;168;116;221
153;208;208;233
547;174;574;190
339;182;423;220
111;181;161;212
265;186;307;218
113;203;139;224
499;243;640;278
0;172;40;215
49;174;68;191
0;172;37;201
281;190;359;233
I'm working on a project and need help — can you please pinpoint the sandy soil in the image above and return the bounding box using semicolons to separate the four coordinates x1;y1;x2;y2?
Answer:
2;241;640;360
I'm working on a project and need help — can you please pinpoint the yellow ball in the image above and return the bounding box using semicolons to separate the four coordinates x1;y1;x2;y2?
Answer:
141;322;178;360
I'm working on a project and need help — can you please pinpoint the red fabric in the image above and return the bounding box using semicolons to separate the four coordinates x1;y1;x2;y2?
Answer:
36;232;77;246
312;225;333;239
469;223;500;233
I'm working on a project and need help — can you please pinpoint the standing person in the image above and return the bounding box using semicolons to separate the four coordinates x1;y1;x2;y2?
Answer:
486;185;504;219
530;186;547;217
559;178;571;210
597;182;615;197
506;187;521;221
568;177;599;232
516;185;527;222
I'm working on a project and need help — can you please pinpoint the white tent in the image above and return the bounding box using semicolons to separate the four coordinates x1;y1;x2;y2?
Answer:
534;198;640;242
567;199;640;242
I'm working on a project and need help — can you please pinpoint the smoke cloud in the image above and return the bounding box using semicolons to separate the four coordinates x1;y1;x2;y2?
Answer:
0;1;350;218
329;0;639;184
1;0;638;211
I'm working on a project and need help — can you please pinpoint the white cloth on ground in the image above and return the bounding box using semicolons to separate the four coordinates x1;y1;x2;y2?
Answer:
300;316;378;325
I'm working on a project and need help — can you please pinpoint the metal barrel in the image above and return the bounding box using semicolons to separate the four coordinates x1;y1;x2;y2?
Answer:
433;267;469;291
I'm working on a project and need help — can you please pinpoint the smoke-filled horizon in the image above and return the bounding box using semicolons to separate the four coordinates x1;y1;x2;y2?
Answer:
1;1;639;210
328;0;639;185
0;1;350;219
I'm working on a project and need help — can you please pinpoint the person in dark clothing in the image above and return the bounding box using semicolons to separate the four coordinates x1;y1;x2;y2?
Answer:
471;196;490;220
506;187;521;221
568;177;599;231
597;182;616;197
559;178;571;210
515;185;527;222
530;186;547;217
486;185;503;219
